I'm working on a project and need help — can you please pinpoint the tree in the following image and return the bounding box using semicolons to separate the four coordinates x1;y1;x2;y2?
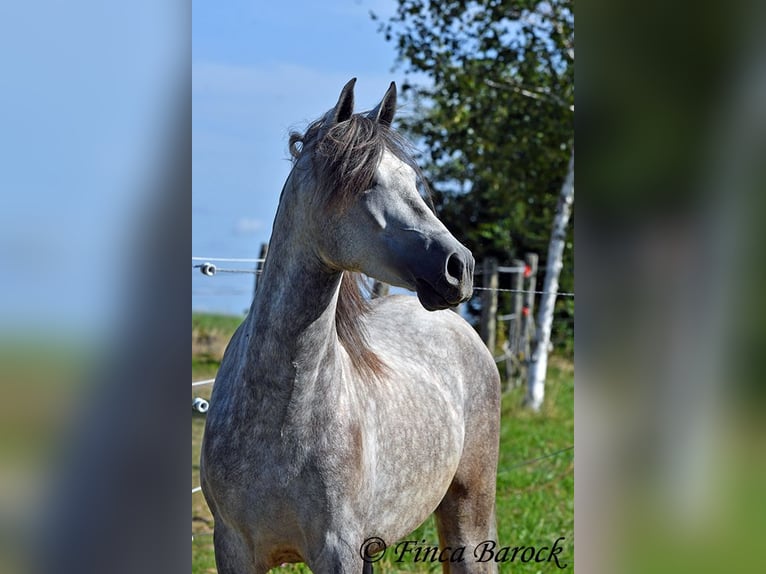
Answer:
374;0;574;348
526;152;574;410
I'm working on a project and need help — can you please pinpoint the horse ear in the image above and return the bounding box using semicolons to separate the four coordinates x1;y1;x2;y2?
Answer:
367;82;397;127
331;78;356;124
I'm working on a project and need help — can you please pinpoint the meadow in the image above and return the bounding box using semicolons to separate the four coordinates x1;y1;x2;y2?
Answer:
192;313;573;572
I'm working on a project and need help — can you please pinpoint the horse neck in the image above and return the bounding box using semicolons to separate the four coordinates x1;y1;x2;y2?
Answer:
245;174;344;392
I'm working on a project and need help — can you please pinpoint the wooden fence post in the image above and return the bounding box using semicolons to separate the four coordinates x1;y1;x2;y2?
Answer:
503;259;525;389
479;258;498;353
520;253;538;362
253;242;269;298
510;259;525;356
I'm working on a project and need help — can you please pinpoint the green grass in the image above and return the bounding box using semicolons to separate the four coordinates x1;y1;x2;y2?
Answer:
192;313;573;572
192;312;245;336
192;312;245;368
192;356;222;381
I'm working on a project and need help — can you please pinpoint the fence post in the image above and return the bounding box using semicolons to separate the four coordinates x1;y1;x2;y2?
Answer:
371;280;389;298
504;259;525;389
510;259;525;356
253;242;269;298
520;253;538;362
480;258;498;353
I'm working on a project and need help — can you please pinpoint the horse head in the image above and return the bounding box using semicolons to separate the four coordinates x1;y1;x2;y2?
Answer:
291;78;475;311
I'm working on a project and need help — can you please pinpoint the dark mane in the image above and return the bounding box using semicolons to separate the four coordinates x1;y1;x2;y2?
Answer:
289;113;429;211
335;272;386;379
288;112;430;380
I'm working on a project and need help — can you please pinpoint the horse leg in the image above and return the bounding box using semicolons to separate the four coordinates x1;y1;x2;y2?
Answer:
213;521;264;574
434;475;498;574
304;532;367;574
434;406;500;574
306;552;364;574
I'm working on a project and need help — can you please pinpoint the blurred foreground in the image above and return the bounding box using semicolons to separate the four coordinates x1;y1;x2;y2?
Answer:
0;3;189;572
577;1;766;572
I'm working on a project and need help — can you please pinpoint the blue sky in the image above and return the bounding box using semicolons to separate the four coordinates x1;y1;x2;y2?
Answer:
0;2;185;335
192;0;411;314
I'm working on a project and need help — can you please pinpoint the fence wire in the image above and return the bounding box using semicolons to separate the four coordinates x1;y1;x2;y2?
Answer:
192;258;574;299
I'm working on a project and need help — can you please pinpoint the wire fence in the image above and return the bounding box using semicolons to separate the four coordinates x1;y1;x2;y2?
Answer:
473;286;575;297
192;378;215;387
191;257;574;299
192;256;265;263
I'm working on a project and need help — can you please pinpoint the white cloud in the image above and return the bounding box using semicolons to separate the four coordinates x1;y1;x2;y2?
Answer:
234;217;265;236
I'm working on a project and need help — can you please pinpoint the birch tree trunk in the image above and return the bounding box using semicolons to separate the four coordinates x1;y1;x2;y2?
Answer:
526;153;574;411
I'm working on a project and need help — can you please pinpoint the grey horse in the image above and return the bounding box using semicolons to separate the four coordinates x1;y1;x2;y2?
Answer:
200;79;500;574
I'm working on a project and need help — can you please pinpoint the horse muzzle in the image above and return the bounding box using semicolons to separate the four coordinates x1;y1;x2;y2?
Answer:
413;246;474;311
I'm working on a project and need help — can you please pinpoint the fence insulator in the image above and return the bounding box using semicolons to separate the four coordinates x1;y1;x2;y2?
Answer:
193;397;209;413
200;263;217;276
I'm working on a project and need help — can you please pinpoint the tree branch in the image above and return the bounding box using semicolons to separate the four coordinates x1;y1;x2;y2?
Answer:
484;78;574;111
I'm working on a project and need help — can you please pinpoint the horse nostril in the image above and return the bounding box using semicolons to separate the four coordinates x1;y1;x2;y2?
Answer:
446;252;465;281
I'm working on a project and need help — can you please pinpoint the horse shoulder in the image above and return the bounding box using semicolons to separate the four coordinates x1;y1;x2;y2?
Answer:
368;296;492;361
366;295;499;399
